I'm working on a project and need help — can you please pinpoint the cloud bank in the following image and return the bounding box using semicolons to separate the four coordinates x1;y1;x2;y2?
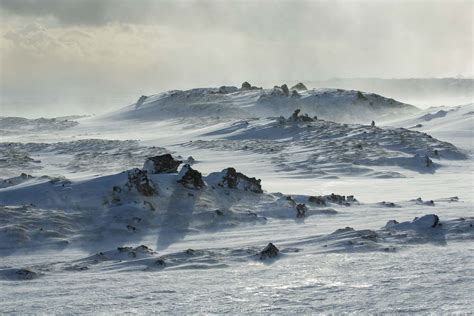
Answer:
0;0;472;116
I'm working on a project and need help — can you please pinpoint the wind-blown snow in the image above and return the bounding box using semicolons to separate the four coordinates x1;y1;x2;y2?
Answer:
0;87;472;314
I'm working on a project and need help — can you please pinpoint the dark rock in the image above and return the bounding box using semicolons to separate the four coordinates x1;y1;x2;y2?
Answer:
291;90;301;98
215;209;224;216
143;154;182;174
332;227;355;234
185;156;196;164
136;95;148;108
424;154;433;167
291;109;301;121
112;186;121;193
309;193;355;206
156;258;166;266
15;269;38;280
296;203;307;218
290;82;308;91
241;81;252;90
217;86;238;94
126;168;156;196
220;167;263;193
308;195;326;206
117;246;133;252
357;91;367;100
281;84;290;96
177;165;205;190
259;243;279;260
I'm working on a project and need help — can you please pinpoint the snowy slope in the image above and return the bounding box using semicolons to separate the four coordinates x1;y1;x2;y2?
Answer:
0;88;473;314
383;103;474;151
100;85;419;124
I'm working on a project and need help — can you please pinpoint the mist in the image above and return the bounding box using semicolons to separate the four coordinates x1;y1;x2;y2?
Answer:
0;0;473;117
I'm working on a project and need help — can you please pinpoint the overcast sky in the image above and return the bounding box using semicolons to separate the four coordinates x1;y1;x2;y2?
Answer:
0;0;473;116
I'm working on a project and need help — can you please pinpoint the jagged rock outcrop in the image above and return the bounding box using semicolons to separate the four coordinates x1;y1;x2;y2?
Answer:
259;243;279;260
281;84;290;96
289;109;315;122
385;214;441;230
215;167;263;193
136;95;148;108
241;81;252;90
177;164;205;190
217;86;239;94
291;90;301;98
291;82;308;91
308;193;357;206
296;203;307;218
125;168;156;196
143;154;182;174
357;91;367;100
241;82;261;90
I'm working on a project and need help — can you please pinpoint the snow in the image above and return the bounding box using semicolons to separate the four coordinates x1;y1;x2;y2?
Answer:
0;87;473;313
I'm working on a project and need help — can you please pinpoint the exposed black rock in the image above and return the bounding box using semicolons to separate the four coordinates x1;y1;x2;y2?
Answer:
178;164;205;190
357;91;367;100
332;227;355;234
259;243;279;260
136;95;148;108
308;193;356;206
291;90;301;98
290;82;308;91
296;203;307;218
125;168;156;196
291;109;301;121
220;167;263;193
143;154;182;174
217;86;238;94
308;195;326;206
424;154;433;167
241;81;251;90
281;84;290;96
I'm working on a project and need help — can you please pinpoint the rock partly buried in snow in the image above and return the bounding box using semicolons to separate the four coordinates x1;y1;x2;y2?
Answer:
0;268;40;281
241;81;252;90
259;243;279;260
291;90;301;98
308;194;357;206
0;173;35;188
208;167;263;193
143;154;182;174
288;109;315;122
125;168;156;196
385;214;441;230
281;84;290;96
136;95;148;108
291;82;308;91
240;81;261;90
296;203;307;218
177;164;205;190
217;86;239;94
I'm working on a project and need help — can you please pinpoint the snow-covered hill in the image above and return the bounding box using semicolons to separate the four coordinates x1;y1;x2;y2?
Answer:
384;103;474;151
101;83;419;124
1;87;472;314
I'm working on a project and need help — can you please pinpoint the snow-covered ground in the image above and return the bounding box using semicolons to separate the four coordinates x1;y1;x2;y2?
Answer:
1;86;472;313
